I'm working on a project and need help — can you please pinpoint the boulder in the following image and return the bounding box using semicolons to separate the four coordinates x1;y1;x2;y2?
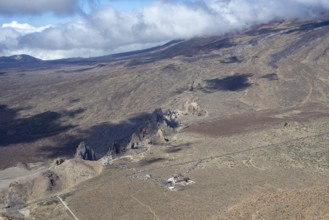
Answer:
184;101;207;116
54;158;65;166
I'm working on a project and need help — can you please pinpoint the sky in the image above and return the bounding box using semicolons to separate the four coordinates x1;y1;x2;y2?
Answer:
0;0;328;60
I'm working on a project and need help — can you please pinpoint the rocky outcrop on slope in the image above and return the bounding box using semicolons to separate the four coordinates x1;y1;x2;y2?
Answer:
75;141;96;160
0;159;102;210
129;108;174;145
105;108;178;157
40;171;60;191
184;101;207;117
127;108;177;147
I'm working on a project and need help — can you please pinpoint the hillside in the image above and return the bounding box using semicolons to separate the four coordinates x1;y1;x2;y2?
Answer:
1;18;329;219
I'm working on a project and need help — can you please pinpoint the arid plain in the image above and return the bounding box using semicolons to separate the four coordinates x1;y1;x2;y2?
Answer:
1;18;329;219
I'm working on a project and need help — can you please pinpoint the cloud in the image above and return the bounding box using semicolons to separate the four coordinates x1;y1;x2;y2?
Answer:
0;0;101;15
0;0;78;15
0;0;329;60
2;21;51;34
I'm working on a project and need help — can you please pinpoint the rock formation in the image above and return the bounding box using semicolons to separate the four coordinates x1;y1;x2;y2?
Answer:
184;101;207;116
128;108;177;147
41;171;59;191
105;108;178;156
75;141;96;161
54;158;65;166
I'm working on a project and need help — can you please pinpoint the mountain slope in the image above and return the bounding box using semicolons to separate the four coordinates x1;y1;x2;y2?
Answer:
1;18;329;219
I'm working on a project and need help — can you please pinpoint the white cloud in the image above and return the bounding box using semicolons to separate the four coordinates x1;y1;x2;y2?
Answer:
2;21;51;34
0;0;328;60
0;28;20;51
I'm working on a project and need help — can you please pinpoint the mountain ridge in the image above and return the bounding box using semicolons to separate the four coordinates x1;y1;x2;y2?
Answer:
0;18;328;69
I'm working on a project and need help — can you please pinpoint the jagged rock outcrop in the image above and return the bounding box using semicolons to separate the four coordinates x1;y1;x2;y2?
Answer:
75;141;96;161
41;171;59;191
128;108;177;147
106;108;178;156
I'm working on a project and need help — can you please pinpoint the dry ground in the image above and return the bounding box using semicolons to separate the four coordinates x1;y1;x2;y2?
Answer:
1;18;329;219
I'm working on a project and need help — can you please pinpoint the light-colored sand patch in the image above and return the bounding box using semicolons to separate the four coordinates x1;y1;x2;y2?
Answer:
0;165;47;190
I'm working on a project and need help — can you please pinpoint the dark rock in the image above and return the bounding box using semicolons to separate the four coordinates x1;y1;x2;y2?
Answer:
54;158;65;166
105;108;178;156
262;73;279;81
42;170;59;191
75;141;96;160
189;81;195;91
220;56;242;64
112;142;122;154
127;108;177;149
151;108;165;126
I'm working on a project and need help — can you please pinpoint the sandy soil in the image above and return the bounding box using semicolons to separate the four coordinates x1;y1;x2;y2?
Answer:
1;18;329;219
0;163;48;190
185;106;329;137
213;187;329;220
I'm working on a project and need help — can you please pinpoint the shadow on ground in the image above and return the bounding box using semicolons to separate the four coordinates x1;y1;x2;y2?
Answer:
0;105;83;146
81;112;152;158
37;134;82;159
165;143;192;153
261;73;279;81
139;157;167;166
220;56;243;64
204;74;252;92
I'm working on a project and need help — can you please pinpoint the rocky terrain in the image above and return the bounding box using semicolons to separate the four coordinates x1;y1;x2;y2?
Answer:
0;17;329;219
